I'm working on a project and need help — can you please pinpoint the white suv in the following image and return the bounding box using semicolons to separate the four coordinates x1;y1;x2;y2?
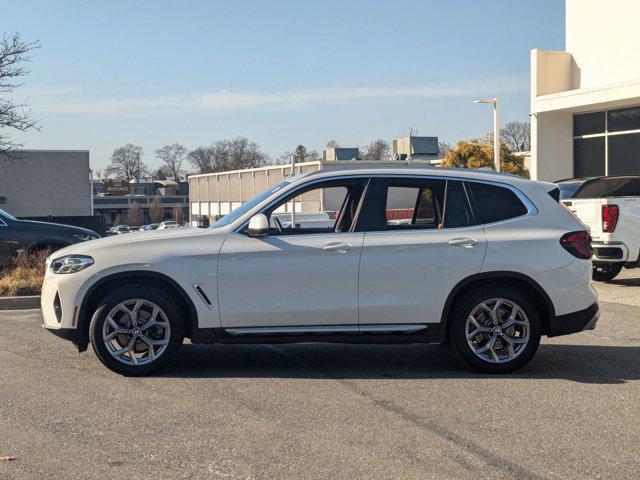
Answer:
42;167;599;375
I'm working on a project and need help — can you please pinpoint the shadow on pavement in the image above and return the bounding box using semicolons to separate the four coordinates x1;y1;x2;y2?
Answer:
163;342;640;385
610;277;640;287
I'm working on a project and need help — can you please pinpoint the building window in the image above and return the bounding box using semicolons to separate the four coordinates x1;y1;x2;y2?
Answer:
573;106;640;176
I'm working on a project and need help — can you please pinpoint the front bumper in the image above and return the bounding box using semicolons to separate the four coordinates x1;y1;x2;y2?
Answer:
547;302;599;337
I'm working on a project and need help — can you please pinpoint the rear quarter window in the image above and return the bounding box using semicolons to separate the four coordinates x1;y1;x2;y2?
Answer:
469;182;529;224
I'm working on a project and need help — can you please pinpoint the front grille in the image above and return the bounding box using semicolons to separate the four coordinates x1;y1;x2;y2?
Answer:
53;292;62;323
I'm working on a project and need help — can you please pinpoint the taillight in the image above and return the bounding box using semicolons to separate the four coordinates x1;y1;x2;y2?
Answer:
602;204;619;232
560;231;593;259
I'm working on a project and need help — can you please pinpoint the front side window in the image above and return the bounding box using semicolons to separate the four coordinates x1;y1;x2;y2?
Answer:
254;178;369;235
469;182;528;224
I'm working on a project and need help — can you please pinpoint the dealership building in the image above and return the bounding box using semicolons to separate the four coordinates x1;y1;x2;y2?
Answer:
531;0;640;181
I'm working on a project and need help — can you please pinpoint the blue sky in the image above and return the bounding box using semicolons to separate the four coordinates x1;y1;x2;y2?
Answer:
4;0;564;171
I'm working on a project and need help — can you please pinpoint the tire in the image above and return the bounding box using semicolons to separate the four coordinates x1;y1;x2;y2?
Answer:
592;263;623;282
89;286;184;376
449;285;541;374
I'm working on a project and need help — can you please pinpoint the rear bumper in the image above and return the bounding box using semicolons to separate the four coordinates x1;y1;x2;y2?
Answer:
592;241;628;263
547;302;599;337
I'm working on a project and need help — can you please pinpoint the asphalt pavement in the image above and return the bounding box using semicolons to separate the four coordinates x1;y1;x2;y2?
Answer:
0;272;639;479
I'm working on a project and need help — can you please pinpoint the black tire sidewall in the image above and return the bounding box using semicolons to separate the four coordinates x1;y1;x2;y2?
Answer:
592;263;623;282
89;286;184;376
449;285;541;374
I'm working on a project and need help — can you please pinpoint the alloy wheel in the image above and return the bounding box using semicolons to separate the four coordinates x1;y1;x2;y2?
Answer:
465;298;530;364
102;299;171;366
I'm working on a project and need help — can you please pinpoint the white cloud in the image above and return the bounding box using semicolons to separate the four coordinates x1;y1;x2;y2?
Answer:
30;75;528;116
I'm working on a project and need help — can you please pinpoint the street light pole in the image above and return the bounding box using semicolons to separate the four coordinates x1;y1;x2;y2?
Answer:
474;98;500;172
290;153;296;228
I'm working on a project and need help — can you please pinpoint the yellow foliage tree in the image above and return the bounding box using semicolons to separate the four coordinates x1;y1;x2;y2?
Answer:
441;136;529;178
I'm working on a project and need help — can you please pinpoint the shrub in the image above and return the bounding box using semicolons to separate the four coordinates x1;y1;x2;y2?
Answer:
0;249;51;296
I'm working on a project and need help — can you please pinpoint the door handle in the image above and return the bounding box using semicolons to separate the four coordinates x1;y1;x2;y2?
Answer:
448;237;477;248
322;242;352;253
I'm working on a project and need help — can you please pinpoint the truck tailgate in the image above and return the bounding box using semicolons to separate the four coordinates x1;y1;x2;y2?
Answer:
561;198;603;237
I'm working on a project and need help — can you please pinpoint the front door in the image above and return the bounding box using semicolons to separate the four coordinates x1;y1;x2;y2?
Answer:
358;177;487;326
217;177;370;329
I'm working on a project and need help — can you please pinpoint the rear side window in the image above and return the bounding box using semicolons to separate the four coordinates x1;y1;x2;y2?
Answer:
574;179;608;198
606;177;640;197
443;181;473;228
469;182;528;224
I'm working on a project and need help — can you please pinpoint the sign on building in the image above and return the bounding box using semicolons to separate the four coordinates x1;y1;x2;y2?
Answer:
105;179;130;196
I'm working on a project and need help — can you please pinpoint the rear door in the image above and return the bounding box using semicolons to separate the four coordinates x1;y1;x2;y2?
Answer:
357;177;487;327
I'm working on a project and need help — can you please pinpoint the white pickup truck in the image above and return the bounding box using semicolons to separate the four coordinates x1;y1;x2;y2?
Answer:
557;176;640;281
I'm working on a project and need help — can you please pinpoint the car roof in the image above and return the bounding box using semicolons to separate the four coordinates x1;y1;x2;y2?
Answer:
291;165;533;188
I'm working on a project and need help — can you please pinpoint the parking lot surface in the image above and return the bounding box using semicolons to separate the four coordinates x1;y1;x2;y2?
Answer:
1;272;639;479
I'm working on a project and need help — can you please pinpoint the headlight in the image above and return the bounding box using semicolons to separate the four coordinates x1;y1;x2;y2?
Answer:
51;255;94;274
71;233;96;241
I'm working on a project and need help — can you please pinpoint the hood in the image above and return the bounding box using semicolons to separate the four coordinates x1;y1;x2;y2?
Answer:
50;226;218;257
17;219;98;236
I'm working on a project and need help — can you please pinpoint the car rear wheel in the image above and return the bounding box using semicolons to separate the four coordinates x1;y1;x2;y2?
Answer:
89;286;184;376
592;263;623;282
449;286;541;374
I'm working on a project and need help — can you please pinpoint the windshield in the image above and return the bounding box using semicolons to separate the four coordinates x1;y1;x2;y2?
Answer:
0;209;17;221
212;181;289;228
557;182;582;199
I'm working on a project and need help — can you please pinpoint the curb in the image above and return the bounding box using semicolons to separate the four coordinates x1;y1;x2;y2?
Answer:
0;295;41;311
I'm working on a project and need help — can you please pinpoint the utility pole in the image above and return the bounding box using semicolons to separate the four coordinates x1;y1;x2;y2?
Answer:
290;153;296;228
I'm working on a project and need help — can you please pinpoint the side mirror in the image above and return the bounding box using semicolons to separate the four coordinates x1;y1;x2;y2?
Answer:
246;213;270;237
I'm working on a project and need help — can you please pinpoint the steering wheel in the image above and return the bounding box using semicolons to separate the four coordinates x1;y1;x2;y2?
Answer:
272;216;284;233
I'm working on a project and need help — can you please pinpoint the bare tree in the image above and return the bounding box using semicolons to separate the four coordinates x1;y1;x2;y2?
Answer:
127;201;144;226
172;206;185;225
188;137;269;173
326;140;339;148
155;143;186;182
438;141;453;158
278;144;320;164
500;121;531;152
107;144;148;182
148;197;165;223
187;146;215;174
362;139;390;161
0;32;40;162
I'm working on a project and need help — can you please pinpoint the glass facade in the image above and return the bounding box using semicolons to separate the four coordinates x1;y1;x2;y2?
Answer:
574;106;640;177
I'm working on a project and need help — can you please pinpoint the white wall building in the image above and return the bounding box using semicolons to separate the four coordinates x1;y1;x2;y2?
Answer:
531;0;640;181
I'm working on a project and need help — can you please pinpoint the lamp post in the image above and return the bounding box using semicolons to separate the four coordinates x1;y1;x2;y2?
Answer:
473;98;500;172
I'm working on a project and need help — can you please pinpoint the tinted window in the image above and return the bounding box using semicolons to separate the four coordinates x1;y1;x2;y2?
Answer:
573;112;605;136
384;179;445;230
608;106;640;133
574;179;608;198
606;177;640;197
557;182;582;199
608;133;640;175
443;181;472;228
469;182;528;224
574;137;605;177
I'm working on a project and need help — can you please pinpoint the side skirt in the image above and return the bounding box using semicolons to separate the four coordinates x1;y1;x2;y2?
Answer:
191;323;443;345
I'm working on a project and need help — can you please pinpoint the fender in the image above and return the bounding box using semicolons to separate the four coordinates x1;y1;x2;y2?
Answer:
438;271;556;336
77;270;199;348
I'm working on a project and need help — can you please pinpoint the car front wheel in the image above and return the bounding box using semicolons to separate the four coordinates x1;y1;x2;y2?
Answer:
449;286;541;374
88;286;184;376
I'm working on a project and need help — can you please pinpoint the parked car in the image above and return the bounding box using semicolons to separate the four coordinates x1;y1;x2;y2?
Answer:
140;224;160;231
108;225;131;235
556;175;640;281
157;220;179;230
42;167;598;376
0;209;99;260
